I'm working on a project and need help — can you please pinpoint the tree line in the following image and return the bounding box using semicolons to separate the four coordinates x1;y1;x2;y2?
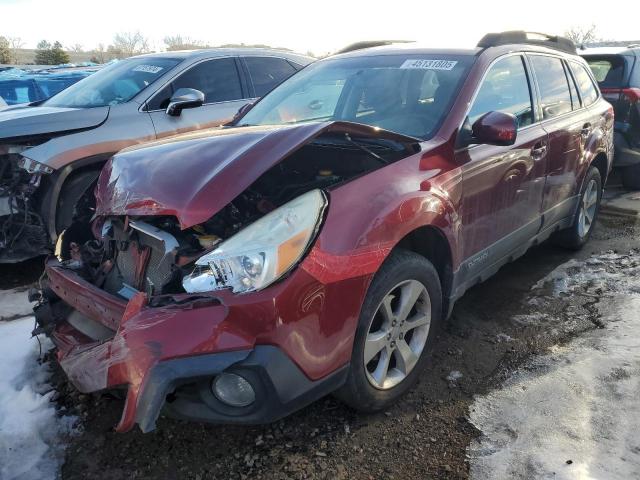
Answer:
1;30;306;66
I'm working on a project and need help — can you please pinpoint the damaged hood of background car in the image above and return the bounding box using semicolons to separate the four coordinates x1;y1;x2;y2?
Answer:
95;121;421;229
0;105;109;141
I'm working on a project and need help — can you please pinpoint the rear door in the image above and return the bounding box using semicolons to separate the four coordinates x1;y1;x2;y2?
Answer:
146;57;249;139
456;54;548;268
528;54;586;226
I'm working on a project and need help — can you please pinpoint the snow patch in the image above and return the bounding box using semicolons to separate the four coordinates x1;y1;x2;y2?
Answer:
0;288;36;321
446;370;463;382
0;318;76;480
470;251;640;479
531;250;640;297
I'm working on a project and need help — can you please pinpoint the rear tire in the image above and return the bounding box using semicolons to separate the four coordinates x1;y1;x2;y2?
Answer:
621;164;640;190
335;249;442;412
554;166;602;250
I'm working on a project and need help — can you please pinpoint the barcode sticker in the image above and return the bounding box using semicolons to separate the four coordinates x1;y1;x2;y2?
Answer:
400;59;458;70
132;65;164;74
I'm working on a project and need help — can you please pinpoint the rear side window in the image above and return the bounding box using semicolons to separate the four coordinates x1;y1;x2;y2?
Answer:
570;62;599;107
468;55;534;128
585;56;625;87
245;57;297;97
529;55;572;119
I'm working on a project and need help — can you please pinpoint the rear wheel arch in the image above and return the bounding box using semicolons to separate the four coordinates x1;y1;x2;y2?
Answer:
590;152;609;186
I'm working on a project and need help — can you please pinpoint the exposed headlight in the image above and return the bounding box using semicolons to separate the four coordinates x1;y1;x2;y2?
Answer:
18;157;53;175
182;189;327;294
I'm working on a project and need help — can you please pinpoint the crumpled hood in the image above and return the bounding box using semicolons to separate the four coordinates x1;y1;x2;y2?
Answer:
0;105;109;141
95;121;419;229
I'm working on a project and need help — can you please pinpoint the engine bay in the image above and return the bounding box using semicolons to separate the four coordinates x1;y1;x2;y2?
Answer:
59;133;419;298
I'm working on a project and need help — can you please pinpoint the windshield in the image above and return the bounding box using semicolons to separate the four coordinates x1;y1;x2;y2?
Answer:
44;57;181;108
240;54;474;139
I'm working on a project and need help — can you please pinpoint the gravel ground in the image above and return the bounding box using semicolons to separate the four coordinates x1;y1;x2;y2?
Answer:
3;213;638;480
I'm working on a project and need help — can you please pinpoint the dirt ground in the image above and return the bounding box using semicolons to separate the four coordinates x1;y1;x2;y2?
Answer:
4;213;638;480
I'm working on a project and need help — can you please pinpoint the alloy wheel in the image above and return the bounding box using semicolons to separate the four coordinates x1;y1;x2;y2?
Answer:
578;179;599;237
364;279;431;390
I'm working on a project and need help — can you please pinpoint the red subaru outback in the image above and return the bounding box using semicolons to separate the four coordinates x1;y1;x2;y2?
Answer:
34;32;613;433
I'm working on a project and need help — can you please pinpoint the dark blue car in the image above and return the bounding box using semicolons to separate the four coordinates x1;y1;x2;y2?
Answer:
0;68;98;105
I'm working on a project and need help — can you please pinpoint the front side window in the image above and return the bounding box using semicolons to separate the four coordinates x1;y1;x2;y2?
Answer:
239;54;474;140
173;58;243;104
45;57;180;108
148;58;243;110
570;62;599;107
529;55;573;119
245;57;297;97
468;55;534;128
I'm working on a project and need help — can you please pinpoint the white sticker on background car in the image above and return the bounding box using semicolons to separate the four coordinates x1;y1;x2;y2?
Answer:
400;59;458;70
132;65;164;74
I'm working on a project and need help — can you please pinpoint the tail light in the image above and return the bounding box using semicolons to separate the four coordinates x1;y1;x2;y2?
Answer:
601;87;640;103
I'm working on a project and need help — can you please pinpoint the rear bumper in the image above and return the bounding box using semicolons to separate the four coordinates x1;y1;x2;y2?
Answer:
37;258;364;432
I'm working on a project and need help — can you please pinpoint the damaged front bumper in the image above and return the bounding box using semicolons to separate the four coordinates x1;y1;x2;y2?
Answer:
35;258;356;433
0;146;51;263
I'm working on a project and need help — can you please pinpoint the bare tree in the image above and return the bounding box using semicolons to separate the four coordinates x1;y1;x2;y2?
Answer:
90;43;107;63
163;35;206;51
111;31;150;58
8;36;24;63
68;43;84;53
565;25;599;47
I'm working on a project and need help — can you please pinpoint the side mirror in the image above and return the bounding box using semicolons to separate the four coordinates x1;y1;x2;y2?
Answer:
166;88;205;116
471;111;518;146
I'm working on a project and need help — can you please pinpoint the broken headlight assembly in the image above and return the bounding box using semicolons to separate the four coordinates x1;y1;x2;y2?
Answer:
17;156;54;175
182;189;327;294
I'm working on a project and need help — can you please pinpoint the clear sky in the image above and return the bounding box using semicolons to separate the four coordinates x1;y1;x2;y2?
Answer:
0;0;637;55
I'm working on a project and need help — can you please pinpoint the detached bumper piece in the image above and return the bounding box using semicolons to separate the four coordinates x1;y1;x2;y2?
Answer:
34;258;348;433
139;346;348;433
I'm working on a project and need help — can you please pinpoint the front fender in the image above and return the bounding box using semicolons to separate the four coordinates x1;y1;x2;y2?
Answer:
302;153;461;285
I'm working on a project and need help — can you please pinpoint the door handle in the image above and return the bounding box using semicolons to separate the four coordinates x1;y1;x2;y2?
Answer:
581;123;592;138
531;142;547;160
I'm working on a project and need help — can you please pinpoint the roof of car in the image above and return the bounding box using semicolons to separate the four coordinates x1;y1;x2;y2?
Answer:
330;43;481;59
133;48;314;64
328;41;586;60
579;46;640;56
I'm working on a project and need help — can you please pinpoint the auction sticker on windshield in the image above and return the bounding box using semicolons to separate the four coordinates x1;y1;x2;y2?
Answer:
400;59;458;70
132;65;164;74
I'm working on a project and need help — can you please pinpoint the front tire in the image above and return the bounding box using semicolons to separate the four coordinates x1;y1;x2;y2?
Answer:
335;249;442;412
554;166;602;250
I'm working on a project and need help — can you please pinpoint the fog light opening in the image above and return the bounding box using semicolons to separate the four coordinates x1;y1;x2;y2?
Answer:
212;373;255;407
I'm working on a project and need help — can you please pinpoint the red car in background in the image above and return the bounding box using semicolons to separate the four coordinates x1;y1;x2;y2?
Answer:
33;31;613;433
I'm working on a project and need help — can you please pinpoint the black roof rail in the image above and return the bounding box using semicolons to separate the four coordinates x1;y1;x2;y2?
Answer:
335;40;413;55
477;31;577;55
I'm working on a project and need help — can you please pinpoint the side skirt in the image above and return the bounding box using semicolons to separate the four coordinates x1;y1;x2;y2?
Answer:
445;196;580;317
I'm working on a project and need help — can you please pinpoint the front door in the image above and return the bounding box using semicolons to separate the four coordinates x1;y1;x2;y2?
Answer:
455;54;548;277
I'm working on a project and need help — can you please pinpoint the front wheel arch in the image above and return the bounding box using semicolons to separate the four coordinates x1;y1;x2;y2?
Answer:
41;154;114;242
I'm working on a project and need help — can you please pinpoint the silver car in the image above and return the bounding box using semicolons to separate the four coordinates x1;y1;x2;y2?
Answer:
0;48;313;263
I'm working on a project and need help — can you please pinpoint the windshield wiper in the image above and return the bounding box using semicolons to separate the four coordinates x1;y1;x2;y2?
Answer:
344;133;387;164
